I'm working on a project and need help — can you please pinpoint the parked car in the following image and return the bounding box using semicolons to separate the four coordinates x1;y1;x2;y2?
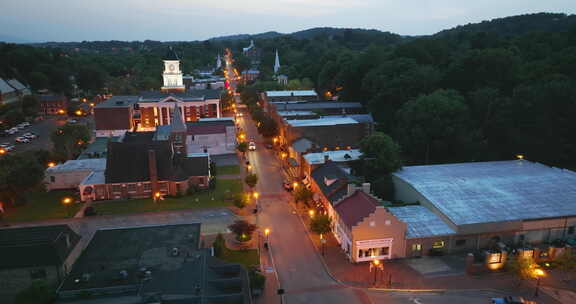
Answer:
15;137;30;143
248;141;256;151
491;296;536;304
23;132;37;139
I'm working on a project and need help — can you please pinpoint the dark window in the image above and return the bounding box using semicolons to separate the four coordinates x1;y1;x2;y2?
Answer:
568;226;575;235
50;176;55;183
30;269;46;280
143;183;152;191
127;184;137;192
455;239;466;246
112;185;121;193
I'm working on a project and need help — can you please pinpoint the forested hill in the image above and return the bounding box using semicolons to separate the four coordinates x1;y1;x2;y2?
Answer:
209;31;283;41
436;13;576;37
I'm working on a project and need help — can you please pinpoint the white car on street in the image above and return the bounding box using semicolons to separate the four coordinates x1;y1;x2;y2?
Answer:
248;141;256;151
15;137;30;143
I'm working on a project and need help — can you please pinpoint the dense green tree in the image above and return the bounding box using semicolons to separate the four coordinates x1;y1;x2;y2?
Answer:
294;187;314;205
310;214;332;235
359;132;402;179
50;124;91;160
228;220;257;242
396;89;472;164
244;173;258;189
0;152;45;206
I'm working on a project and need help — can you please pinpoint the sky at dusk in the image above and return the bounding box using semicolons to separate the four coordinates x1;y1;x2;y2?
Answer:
1;0;575;42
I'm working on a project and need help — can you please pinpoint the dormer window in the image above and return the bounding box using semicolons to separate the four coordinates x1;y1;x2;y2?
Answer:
324;177;337;186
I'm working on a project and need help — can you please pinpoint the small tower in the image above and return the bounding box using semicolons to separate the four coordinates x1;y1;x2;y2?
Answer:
161;47;185;92
170;104;187;155
216;54;222;70
274;49;281;74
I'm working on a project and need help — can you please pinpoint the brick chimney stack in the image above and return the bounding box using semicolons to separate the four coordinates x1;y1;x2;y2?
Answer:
148;149;158;195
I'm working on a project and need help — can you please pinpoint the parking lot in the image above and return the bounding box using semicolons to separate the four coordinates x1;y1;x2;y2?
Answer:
0;116;93;155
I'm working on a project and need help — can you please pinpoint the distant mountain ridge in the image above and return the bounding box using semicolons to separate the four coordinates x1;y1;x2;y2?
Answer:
435;12;576;37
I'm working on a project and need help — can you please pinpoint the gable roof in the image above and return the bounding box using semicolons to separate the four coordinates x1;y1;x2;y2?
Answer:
311;161;351;204
0;225;80;270
0;78;15;94
334;191;378;229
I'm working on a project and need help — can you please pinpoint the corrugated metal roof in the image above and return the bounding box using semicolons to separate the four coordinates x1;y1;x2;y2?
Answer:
288;117;358;127
393;160;576;226
304;149;363;165
47;158;106;172
389;205;455;238
266;90;317;97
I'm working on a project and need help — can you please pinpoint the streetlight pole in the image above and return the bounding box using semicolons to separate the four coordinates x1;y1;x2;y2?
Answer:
533;268;545;297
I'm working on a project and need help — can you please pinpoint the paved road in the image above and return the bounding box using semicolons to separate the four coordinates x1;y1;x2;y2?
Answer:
237;104;367;304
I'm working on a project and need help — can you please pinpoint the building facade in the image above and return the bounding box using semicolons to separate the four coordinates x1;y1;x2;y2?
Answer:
39;95;68;115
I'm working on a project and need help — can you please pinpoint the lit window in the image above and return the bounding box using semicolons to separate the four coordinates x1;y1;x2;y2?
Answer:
412;244;421;251
432;241;445;249
489;252;502;264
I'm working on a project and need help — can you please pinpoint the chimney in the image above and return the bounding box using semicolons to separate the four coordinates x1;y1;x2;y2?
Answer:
347;183;356;196
361;182;371;194
148;150;158;194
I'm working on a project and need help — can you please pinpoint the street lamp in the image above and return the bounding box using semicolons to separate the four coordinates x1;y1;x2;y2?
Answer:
309;209;315;218
320;233;327;256
516;154;524;160
62;197;73;217
154;192;161;204
293;182;298;189
371;258;383;286
264;228;270;242
533;268;545;297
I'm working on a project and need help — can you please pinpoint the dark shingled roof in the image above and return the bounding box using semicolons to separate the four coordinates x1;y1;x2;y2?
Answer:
164;47;180;61
0;225;80;270
105;134;210;183
334;191;378;229
311;161;351;204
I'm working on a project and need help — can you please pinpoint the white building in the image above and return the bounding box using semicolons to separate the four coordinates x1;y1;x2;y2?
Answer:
45;159;106;191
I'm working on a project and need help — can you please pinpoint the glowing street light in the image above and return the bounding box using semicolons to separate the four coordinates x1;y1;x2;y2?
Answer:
516;154;524;160
253;192;259;199
293;182;298;189
0;148;5;155
371;258;383;286
534;268;545;297
309;209;315;218
62;197;73;217
47;162;56;168
75;110;83;116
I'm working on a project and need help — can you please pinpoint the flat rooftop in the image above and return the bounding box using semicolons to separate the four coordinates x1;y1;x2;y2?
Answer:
60;224;201;292
304;149;363;165
95;96;139;108
266;90;317;97
47;158;106;173
287;117;358;127
393;160;576;226
278;111;316;117
77;137;119;160
272;101;364;111
389;205;455;238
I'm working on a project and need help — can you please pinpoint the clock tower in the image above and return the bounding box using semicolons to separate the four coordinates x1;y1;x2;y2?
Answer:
161;47;185;92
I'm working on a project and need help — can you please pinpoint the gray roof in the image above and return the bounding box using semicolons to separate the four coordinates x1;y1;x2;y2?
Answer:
393;160;576;226
47;158;106;173
272;101;363;111
171;105;187;132
77;137;119;160
266;90;317;97
287;117;358;127
7;79;27;90
0;78;15;93
389;206;455;238
304;149;363;165
325;114;374;124
95;96;139;108
292;137;314;153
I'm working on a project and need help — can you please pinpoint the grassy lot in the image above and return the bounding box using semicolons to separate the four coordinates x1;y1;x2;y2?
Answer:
220;248;260;268
216;165;240;176
93;178;242;216
2;190;82;223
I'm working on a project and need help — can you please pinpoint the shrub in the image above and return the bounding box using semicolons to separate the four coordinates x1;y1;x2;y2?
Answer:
228;220;257;242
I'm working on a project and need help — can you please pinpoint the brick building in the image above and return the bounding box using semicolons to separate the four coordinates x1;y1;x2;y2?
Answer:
39;95;68;115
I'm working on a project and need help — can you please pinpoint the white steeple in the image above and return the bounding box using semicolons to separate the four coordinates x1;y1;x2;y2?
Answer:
216;54;222;70
274;49;281;74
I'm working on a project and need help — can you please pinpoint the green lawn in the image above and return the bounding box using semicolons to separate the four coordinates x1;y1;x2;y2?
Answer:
220;248;260;268
93;178;242;216
3;190;82;223
216;165;240;176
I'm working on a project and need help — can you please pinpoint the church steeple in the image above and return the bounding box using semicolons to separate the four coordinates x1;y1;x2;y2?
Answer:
161;47;185;92
216;54;222;70
274;49;281;74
